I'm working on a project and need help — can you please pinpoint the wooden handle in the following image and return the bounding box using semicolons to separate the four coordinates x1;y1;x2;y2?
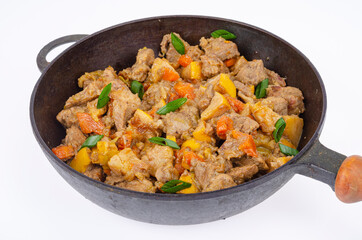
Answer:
335;155;362;203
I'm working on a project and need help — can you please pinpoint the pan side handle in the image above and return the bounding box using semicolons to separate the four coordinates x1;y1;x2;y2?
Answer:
36;34;88;72
295;140;362;203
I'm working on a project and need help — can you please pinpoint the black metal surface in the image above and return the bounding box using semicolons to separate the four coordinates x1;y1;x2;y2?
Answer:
30;16;343;224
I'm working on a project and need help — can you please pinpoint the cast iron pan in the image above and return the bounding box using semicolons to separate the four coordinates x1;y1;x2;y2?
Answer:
30;16;362;225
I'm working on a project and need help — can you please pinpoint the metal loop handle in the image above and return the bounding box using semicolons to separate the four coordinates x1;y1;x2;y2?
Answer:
36;34;88;72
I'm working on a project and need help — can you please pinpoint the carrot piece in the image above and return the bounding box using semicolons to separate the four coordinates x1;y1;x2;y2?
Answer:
168;91;180;103
174;81;195;100
162;68;180;82
224;58;237;67
216;116;234;139
174;149;185;174
182;150;204;169
52;145;75;160
225;95;244;113
178;54;193;67
231;130;258;158
77;112;104;135
118;131;132;150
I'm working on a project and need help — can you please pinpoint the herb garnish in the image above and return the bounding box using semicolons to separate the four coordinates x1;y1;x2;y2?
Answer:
211;29;236;40
130;80;144;100
161;180;192;193
171;32;185;55
279;143;299;156
148;137;180;149
156;97;187;115
80;135;104;150
97;83;112;108
255;78;269;99
273;118;286;143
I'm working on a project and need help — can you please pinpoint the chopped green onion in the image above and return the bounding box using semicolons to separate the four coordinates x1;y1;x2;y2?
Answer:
130;80;144;100
156;98;187;115
97;83;112;108
273;118;286;143
279;143;299;156
80;135;104;150
161;179;192;193
211;29;236;40
171;32;185;55
255;78;269;99
148;137;180;149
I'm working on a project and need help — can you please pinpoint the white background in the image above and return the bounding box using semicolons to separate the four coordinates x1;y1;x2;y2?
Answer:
1;0;361;239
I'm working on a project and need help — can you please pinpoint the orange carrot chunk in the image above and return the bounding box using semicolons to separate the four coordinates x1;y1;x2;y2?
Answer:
225;95;244;113
118;131;133;150
52;145;75;160
178;54;193;67
224;58;237;67
162;68;180;82
174;81;196;100
77;112;104;135
216;116;234;139
231;130;258;157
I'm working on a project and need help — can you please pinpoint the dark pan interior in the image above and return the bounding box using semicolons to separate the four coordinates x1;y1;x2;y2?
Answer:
33;16;324;153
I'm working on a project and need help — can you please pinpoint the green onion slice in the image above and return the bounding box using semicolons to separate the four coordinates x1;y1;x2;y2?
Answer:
255;78;269;99
156;97;187;115
171;33;185;55
161;179;192;193
273;118;286;143
130;80;144;100
279;143;299;156
148;137;180;150
97;83;112;108
211;29;237;40
80;135;104;150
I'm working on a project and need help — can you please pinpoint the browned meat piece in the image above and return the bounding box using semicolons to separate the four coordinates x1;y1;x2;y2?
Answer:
84;164;104;182
231;56;248;75
127;109;163;142
117;179;156;193
104;174;124;185
227;164;258;184
141;81;171;111
160;33;190;68
218;134;245;160
64;80;104;109
200;54;229;78
267;86;305;115
56;105;86;128
195;85;214;112
265;68;286;87
109;86;141;132
64;125;86;151
203;174;236;192
226;113;259;134
235;59;267;86
78;70;103;88
199;37;240;61
234;81;255;103
108;148;150;181
120;48;155;82
141;144;179;183
234;156;269;171
260;97;288;115
186;46;204;61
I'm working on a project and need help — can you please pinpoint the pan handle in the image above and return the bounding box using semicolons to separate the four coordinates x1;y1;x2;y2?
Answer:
36;34;88;72
295;140;362;203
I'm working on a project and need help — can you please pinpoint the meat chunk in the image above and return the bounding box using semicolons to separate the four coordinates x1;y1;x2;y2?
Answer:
265;68;286;87
267;86;305;115
186;46;204;61
84;164;104;182
195;85;214;112
234;59;267;86
56;105;86;128
120;48;155;82
109;86;141;132
141;144;179;183
141;81;171;111
78;70;103;88
64;80;104;109
200;54;229;78
128;109;162;141
199;37;240;61
203;174;236;192
218;134;245;160
108;148;150;181
225;113;259;134
227;165;258;184
234;81;255;103
260;97;288;115
64;125;86;151
160;33;190;68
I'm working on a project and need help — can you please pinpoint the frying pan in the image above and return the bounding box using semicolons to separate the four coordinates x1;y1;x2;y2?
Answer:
30;16;362;225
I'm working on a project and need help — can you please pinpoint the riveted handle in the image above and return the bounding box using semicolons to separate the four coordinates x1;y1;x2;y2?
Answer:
335;155;362;203
36;34;88;72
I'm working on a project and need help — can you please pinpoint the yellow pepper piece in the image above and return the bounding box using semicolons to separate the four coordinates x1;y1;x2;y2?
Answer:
282;115;304;147
181;138;201;151
192;121;212;142
280;138;296;149
166;135;176;142
201;92;231;120
248;85;255;95
92;141;119;167
218;73;236;98
70;148;91;173
178;174;199;194
190;61;202;80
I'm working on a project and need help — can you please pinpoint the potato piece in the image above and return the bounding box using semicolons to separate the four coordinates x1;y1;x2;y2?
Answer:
282;115;304;146
201;92;231;120
181;61;203;81
193;121;212;142
70;148;92;173
251;102;280;134
217;73;236;98
178;173;200;194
